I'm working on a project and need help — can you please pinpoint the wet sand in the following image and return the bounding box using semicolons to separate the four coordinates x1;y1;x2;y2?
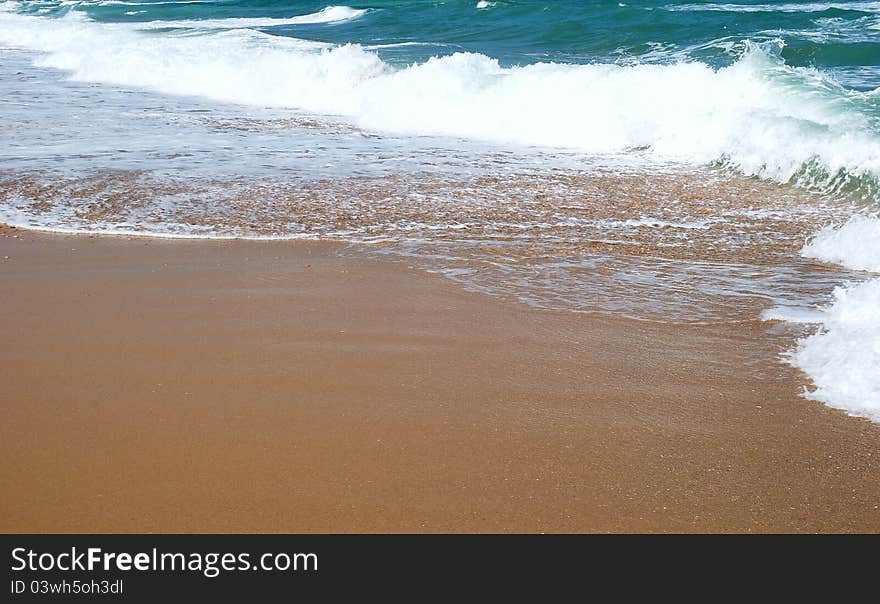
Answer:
1;226;878;533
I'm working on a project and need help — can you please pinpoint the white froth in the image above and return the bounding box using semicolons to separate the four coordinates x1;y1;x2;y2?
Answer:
761;306;826;323
668;2;880;13
133;6;368;29
1;7;879;189
770;216;880;422
787;278;880;422
802;214;880;272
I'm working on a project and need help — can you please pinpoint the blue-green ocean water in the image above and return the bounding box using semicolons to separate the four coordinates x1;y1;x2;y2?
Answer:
2;2;880;416
3;1;880;184
14;1;880;90
2;1;880;189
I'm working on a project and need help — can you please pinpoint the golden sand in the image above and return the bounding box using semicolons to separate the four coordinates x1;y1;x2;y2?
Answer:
1;227;879;533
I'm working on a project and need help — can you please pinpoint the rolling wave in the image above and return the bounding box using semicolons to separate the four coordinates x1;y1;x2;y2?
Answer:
2;7;879;202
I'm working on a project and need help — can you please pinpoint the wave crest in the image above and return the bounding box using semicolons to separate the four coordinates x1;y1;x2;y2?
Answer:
2;6;880;201
803;214;880;272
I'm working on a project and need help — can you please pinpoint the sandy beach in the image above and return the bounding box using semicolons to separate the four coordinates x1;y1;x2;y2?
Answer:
0;225;878;533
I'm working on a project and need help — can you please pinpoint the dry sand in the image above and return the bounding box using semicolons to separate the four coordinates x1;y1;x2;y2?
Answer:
1;226;878;532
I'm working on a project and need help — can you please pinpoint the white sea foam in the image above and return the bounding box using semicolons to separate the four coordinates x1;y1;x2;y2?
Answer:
766;215;880;422
96;1;218;5
785;278;880;422
598;217;717;230
1;8;879;190
803;214;880;272
133;6;368;29
761;305;827;323
362;41;445;50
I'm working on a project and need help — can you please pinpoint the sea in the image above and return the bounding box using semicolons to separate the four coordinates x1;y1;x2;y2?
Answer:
1;1;878;420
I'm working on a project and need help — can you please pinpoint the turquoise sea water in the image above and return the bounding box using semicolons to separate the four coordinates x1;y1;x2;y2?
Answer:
14;1;880;90
2;1;879;194
1;1;880;418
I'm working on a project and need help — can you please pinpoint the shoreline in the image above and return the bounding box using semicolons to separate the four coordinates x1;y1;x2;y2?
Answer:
2;226;879;533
